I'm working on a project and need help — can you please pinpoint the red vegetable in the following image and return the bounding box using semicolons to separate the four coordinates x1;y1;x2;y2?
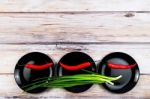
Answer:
25;63;53;70
59;62;91;70
107;63;136;69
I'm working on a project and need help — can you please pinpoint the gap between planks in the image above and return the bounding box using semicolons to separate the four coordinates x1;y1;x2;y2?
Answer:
2;42;150;45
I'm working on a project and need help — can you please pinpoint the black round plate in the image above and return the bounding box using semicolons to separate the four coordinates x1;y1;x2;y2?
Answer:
14;52;54;93
57;52;96;93
98;52;140;93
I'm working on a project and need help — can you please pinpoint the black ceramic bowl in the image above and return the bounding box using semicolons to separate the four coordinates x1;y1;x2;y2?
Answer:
14;52;55;93
57;52;96;93
98;52;140;93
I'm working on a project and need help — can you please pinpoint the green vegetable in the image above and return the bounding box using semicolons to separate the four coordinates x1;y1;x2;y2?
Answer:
23;72;122;92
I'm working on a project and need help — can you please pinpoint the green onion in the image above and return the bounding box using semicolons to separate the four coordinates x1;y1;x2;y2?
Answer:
23;72;122;92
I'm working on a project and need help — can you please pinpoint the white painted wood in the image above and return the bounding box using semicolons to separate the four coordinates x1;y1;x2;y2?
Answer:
0;13;150;43
0;0;149;98
0;44;149;74
0;0;150;12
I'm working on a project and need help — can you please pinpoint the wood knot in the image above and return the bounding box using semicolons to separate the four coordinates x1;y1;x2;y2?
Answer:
124;13;135;18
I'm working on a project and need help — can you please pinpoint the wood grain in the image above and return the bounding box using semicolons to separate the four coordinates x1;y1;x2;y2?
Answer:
0;13;150;44
0;0;150;12
0;0;149;98
0;12;149;98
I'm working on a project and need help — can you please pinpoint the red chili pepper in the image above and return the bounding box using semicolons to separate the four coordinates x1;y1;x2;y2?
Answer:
59;62;91;71
25;62;53;70
107;63;136;69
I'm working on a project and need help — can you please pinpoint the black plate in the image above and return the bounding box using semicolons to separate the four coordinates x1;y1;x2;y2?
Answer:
57;52;96;93
14;52;54;93
98;52;140;93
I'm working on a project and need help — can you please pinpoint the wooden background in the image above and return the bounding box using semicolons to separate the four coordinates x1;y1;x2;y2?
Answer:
0;0;150;99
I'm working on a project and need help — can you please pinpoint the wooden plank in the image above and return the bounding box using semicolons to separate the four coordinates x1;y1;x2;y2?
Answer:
0;74;149;99
0;13;150;43
0;0;150;12
0;44;150;74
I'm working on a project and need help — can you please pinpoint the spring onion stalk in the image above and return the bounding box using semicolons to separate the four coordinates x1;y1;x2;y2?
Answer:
23;73;122;92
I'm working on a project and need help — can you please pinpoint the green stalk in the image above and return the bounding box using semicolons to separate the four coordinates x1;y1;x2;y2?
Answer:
24;73;122;92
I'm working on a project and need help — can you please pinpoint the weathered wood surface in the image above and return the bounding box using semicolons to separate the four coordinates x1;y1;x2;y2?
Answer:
0;13;150;43
0;0;150;99
0;0;150;12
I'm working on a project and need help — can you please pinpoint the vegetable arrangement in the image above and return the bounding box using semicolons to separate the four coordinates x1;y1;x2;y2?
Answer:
19;61;139;92
22;69;122;92
14;52;140;93
24;62;136;71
